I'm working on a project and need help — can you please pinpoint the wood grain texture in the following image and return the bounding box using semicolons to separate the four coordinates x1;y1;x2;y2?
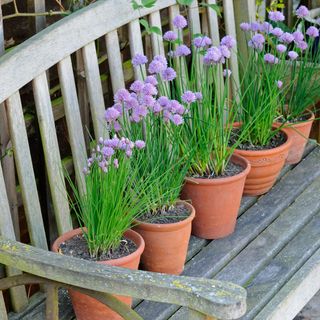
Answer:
0;239;246;320
57;56;86;194
6;92;47;250
149;11;165;57
82;42;106;139
188;0;201;35
33;72;72;235
205;0;220;46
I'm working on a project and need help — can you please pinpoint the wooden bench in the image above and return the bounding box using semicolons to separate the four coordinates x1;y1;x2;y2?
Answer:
0;0;319;319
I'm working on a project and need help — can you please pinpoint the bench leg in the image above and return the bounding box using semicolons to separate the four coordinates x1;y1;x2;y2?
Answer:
46;284;59;320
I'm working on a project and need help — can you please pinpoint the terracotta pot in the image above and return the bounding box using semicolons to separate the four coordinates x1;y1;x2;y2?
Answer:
133;201;195;275
233;126;292;196
180;154;250;239
52;228;145;320
278;111;315;164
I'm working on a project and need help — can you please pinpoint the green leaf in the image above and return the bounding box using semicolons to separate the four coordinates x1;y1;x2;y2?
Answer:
131;0;142;10
200;2;222;17
150;26;162;35
139;18;150;31
177;0;193;5
141;0;157;8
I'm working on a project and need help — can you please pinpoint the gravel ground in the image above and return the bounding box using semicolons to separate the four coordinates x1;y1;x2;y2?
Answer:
294;290;320;320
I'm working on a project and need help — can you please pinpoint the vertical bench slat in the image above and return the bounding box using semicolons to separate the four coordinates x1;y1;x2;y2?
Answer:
105;30;126;93
223;0;240;94
57;57;86;194
82;42;106;139
206;0;220;46
6;92;48;250
33;72;72;235
0;163;28;313
169;4;180;31
149;11;165;56
129;19;146;80
188;0;202;35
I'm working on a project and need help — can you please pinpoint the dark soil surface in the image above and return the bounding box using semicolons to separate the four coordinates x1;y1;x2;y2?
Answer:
59;234;137;262
231;130;287;151
138;203;191;224
279;113;311;123
192;161;244;179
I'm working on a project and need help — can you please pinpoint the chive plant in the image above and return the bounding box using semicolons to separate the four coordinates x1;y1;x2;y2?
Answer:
66;136;158;258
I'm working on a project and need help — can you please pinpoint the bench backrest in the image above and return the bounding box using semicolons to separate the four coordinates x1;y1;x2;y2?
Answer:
0;0;254;316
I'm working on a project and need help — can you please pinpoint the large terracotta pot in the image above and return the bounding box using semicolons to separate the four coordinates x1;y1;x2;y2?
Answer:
279;111;315;164
234;128;292;196
52;228;145;320
181;154;250;239
133;201;195;275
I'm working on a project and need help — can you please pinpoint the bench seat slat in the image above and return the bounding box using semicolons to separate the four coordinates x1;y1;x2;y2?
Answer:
242;212;320;319
33;72;72;235
134;147;320;319
6;92;48;250
254;247;320;320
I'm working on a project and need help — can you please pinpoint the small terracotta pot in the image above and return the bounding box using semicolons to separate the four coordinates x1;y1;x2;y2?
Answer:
180;154;250;239
52;228;145;320
133;201;195;275
233;126;292;196
277;111;315;164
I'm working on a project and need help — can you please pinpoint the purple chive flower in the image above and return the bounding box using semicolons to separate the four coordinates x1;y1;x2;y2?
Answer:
170;100;185;115
220;35;236;49
293;31;304;42
145;75;158;86
142;83;157;96
271;27;284;37
261;22;273;33
279;32;294;44
296;5;309;18
130;80;144;93
264;53;278;64
158;96;170;107
143;95;156;107
163;31;178;41
113;121;121;132
297;41;308;50
193;36;212;48
223;69;232;77
277;80;283;88
126;97;139;110
195;92;203;101
276;44;287;53
114;88;131;103
154;55;167;66
182;91;196;104
240;22;251;31
204;46;222;64
250;21;261;32
175;44;191;57
148;60;166;74
288;51;299;60
105;107;120;122
102;146;115;157
306;26;319;38
171;114;184;125
135;140;145;149
248;33;265;50
152;102;162;113
173;15;187;29
268;11;285;22
132;54;148;67
162;67;176;81
125;149;133;157
219;45;231;58
113;159;119;169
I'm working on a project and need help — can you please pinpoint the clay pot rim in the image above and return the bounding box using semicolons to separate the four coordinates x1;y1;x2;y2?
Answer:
184;154;251;186
134;200;195;231
281;109;315;128
234;126;292;157
52;228;145;267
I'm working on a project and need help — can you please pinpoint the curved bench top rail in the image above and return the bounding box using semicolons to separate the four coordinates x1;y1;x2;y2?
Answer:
0;238;247;319
0;0;176;104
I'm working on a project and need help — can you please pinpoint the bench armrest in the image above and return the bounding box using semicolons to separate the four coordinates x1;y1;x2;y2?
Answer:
0;238;246;319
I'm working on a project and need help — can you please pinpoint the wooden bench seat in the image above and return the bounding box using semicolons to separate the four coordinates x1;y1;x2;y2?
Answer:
8;143;320;320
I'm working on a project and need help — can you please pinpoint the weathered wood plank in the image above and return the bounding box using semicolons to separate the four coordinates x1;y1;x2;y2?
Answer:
0;239;246;320
6;92;47;250
254;248;320;320
129;19;146;80
242;212;320;319
205;0;220;46
134;148;320;319
0;0;178;104
57;57;86;194
188;0;201;35
149;11;165;56
82;42;106;139
105;30;126;93
33;72;72;235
